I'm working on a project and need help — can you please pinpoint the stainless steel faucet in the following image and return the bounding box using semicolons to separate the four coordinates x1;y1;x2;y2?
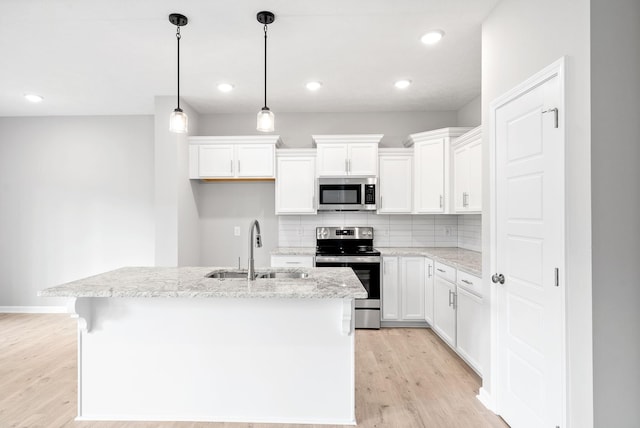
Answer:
248;219;262;280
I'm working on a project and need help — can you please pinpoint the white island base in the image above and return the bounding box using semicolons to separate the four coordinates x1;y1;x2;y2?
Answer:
73;297;356;425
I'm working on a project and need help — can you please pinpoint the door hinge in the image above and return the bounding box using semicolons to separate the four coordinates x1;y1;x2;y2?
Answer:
542;107;559;128
554;268;559;287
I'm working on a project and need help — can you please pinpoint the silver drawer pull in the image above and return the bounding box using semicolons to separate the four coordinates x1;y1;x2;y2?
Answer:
437;268;446;273
285;261;301;265
461;279;473;285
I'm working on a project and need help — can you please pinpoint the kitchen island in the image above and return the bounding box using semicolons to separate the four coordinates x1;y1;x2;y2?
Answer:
40;266;366;425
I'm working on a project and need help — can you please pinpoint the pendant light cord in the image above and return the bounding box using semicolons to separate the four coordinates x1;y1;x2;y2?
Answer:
176;26;181;110
263;24;268;109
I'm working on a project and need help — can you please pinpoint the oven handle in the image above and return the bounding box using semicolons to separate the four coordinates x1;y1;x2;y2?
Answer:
315;256;381;264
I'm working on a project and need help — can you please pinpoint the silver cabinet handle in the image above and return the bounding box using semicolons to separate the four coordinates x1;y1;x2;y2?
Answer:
437;268;446;273
448;289;452;307
439;195;443;208
345;159;348;174
492;273;505;284
230;159;233;174
463;192;468;207
461;279;473;285
238;160;241;174
285;261;301;265
428;264;432;278
452;291;457;309
380;195;383;209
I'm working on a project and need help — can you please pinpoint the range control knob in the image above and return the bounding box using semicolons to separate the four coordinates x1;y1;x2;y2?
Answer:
317;227;329;239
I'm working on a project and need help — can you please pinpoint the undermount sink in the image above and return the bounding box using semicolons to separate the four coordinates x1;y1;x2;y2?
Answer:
206;270;255;279
205;270;309;280
257;271;310;279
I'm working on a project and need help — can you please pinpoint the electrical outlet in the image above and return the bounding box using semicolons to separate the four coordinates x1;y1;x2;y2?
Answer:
234;226;241;236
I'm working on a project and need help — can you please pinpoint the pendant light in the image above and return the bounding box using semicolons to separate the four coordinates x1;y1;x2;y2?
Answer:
169;13;188;133
256;11;275;132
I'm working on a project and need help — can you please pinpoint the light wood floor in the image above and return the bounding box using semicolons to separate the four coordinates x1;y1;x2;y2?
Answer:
0;314;508;428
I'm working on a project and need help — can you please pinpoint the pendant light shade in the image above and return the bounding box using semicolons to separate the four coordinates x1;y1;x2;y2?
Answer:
257;11;275;132
257;107;275;132
169;13;188;134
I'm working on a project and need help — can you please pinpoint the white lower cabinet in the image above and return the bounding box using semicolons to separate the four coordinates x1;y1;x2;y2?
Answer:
431;262;484;376
423;258;435;325
455;287;483;375
270;255;315;268
433;275;457;347
382;256;425;321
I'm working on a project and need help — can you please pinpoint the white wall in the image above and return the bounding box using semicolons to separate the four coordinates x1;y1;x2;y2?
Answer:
198;182;278;269
197;111;458;147
153;96;201;267
482;1;592;426
591;0;640;425
456;96;481;126
0;116;155;307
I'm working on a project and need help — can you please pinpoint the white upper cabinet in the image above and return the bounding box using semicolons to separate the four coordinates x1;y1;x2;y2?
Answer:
275;150;317;215
452;126;482;213
405;128;472;214
189;136;282;179
378;149;413;214
313;135;382;177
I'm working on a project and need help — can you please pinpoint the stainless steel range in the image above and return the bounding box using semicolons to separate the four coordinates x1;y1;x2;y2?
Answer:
315;226;381;329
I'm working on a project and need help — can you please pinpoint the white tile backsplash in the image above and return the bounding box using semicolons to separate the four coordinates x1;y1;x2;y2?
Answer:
278;212;482;250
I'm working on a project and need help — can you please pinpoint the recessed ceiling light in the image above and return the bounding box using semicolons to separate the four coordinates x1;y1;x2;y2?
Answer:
421;30;445;45
24;93;44;103
394;80;412;89
306;81;323;91
217;83;234;93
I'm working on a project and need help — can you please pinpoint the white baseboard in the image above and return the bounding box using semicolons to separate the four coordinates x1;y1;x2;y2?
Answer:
0;306;68;314
477;387;496;412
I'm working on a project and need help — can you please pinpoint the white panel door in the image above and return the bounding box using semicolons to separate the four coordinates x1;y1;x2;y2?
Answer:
379;156;413;213
400;257;425;320
424;258;434;325
275;157;316;214
347;143;378;176
414;139;445;213
316;143;348;176
381;257;399;320
237;144;274;178
494;73;564;428
198;145;234;177
433;276;456;347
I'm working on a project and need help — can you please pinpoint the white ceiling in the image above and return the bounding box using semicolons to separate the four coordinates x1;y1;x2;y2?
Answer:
0;0;499;117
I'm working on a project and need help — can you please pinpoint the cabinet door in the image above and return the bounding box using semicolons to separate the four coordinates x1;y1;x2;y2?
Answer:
453;145;469;212
456;287;483;375
466;139;482;212
379;156;412;213
381;257;399;320
316;143;348;176
237;144;274;178
199;145;235;177
424;258;434;325
414;139;445;213
400;257;425;320
347;143;378;176
433;276;456;347
275;157;316;214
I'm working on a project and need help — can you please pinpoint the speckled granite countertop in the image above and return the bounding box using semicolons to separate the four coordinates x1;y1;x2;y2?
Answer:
270;247;316;256
39;266;367;299
379;248;481;276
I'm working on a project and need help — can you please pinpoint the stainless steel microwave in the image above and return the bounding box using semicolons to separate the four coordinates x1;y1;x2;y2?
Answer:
317;177;377;211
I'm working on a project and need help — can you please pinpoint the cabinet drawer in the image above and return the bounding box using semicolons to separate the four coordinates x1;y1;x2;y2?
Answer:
457;270;482;297
434;262;456;283
270;255;314;268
